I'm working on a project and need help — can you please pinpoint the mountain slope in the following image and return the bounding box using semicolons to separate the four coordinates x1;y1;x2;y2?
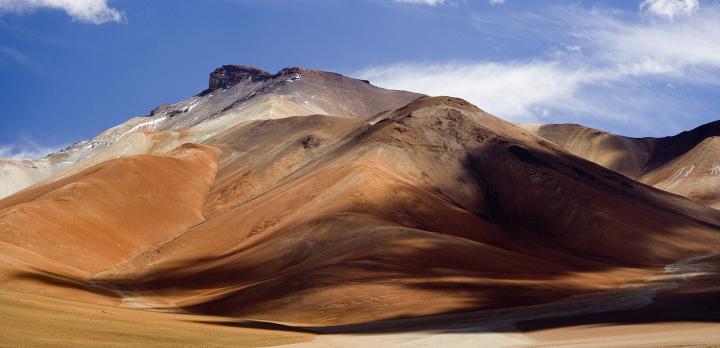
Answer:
0;144;220;299
81;97;720;325
524;121;720;209
1;66;719;331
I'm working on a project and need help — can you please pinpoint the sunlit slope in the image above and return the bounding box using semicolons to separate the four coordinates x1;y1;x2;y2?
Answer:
522;124;653;178
0;144;220;298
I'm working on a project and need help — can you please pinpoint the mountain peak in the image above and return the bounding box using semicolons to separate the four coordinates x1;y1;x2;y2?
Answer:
207;65;352;92
208;64;273;90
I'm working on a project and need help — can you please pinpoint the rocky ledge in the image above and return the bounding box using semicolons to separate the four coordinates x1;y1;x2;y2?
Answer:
206;65;345;92
208;65;274;90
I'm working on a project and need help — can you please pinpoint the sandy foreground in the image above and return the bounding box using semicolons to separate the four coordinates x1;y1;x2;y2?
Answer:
3;288;717;348
307;323;720;348
4;253;718;347
0;290;311;347
281;253;720;347
279;323;720;348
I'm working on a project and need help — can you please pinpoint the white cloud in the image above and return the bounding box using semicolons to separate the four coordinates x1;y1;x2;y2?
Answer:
585;8;720;73
489;0;506;5
641;0;699;20
393;0;445;6
0;141;62;160
359;61;590;122
356;5;720;134
0;0;123;24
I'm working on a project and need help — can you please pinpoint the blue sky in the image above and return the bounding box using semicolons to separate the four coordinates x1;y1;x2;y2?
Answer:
0;0;718;158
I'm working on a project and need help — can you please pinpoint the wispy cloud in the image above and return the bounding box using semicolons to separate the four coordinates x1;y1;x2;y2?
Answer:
393;0;445;6
0;0;124;24
584;6;720;75
357;4;720;135
360;61;588;122
0;45;30;65
393;0;504;7
0;138;63;159
641;0;699;20
0;44;44;73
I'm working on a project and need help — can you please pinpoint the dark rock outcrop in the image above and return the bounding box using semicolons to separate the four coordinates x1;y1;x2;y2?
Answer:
208;65;273;90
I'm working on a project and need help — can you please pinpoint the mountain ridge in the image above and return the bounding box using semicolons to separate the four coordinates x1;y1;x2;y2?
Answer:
524;120;720;209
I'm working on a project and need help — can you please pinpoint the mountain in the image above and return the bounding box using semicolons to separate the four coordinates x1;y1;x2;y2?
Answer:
0;65;421;200
1;65;720;345
524;121;720;209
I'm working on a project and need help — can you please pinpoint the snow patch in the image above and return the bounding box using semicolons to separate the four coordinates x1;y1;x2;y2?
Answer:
286;74;302;82
183;100;201;113
667;165;694;182
366;115;388;126
711;165;720;176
